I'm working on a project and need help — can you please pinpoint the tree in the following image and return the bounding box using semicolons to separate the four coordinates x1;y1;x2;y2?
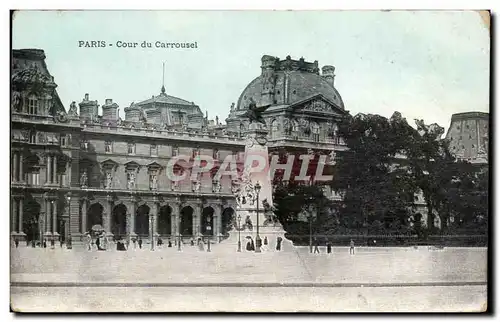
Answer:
273;181;334;243
331;112;418;235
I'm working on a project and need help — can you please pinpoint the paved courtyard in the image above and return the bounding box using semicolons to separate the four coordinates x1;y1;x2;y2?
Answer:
10;243;487;312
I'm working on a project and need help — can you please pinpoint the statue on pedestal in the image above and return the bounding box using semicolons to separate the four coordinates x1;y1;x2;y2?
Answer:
68;101;78;117
80;171;88;188
242;98;268;126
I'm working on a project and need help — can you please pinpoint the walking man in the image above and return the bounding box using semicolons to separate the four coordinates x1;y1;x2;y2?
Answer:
350;239;355;255
313;238;320;254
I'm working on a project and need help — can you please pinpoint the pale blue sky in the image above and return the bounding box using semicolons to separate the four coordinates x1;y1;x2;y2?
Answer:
12;10;489;131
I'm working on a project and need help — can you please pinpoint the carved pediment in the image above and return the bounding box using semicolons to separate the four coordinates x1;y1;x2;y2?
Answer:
290;94;346;115
101;159;118;171
124;161;141;171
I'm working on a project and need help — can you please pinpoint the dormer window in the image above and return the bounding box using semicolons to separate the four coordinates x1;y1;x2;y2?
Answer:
105;141;112;153
28;96;39;115
127;142;136;155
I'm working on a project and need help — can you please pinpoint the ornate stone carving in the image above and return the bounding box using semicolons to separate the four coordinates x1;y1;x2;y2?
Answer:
192;179;201;193
127;172;136;190
11;91;22;112
299;117;310;134
80;171;88;188
303;99;329;112
105;172;113;189
150;174;158;191
68;101;78;117
212;179;222;193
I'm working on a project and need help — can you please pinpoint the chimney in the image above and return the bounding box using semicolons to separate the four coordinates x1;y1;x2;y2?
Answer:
102;98;119;121
79;93;98;120
322;65;336;87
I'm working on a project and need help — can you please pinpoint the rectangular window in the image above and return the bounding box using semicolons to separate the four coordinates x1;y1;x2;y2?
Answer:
60;134;66;147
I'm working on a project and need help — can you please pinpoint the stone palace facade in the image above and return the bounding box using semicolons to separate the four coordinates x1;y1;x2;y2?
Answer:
11;50;347;244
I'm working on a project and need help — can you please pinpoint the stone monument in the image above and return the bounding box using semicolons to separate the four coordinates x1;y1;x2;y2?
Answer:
220;105;294;252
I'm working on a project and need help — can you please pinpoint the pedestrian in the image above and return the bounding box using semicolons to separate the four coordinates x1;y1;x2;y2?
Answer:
158;238;163;247
168;239;172;248
132;238;137;249
138;238;143;249
50;238;55;249
26;238;30;247
43;239;47;248
350;239;355;255
14;238;19;248
326;241;332;254
86;233;92;251
264;236;268;245
313;238;320;254
198;238;204;251
59;237;63;248
276;236;282;251
190;238;195;246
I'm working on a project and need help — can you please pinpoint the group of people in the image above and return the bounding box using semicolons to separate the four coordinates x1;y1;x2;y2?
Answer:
12;236;67;249
245;236;283;252
311;239;356;254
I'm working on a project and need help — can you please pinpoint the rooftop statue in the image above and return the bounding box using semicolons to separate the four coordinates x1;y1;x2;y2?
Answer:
243;98;268;125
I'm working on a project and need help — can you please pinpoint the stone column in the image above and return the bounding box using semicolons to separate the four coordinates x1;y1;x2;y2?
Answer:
19;152;24;182
52;199;58;239
13;153;18;181
53;155;57;184
129;199;136;239
66;160;72;187
46;155;52;184
170;203;179;236
192;204;201;237
151;200;159;245
104;196;112;237
45;199;52;235
11;197;18;233
213;205;221;239
18;198;24;234
81;198;88;233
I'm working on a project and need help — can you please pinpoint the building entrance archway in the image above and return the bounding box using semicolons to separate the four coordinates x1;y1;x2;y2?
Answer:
221;207;235;235
22;198;41;242
135;204;150;238
201;207;214;236
87;203;104;232
180;206;193;236
111;204;127;239
158;205;172;236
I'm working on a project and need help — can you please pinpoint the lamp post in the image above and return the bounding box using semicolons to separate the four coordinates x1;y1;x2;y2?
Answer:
254;182;262;253
66;194;72;249
237;214;242;252
306;202;317;253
